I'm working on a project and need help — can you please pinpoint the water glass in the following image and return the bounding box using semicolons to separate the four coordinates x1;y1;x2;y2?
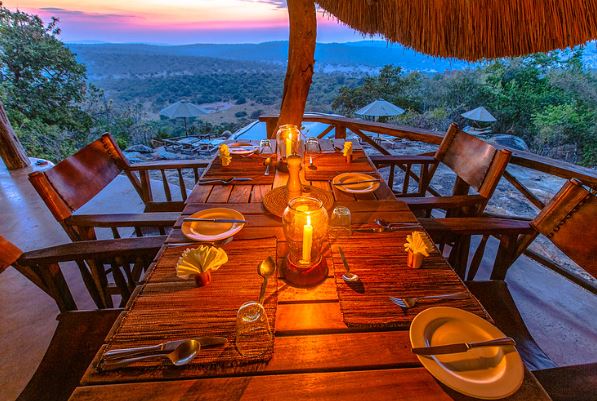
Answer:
235;301;272;357
259;139;273;154
305;137;320;153
329;206;352;238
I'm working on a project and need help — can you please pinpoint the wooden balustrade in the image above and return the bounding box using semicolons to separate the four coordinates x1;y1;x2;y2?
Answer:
260;113;597;290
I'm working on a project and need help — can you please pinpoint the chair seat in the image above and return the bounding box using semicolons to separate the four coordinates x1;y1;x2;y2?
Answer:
17;309;121;401
465;280;557;371
533;363;597;401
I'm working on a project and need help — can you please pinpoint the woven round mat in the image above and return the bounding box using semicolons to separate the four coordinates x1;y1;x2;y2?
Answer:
263;185;335;217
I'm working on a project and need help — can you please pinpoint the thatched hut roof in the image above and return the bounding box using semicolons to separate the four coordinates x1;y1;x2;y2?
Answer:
316;0;597;61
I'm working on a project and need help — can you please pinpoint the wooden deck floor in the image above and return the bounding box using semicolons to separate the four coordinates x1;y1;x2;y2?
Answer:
0;159;596;401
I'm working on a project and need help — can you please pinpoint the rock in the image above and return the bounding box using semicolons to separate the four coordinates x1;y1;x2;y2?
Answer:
487;134;529;151
154;147;183;160
123;151;148;164
125;144;154;153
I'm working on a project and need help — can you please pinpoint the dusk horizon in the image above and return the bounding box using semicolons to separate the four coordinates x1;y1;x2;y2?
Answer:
6;0;369;44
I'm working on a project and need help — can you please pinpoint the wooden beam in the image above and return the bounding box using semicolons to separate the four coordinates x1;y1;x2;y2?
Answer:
0;100;30;170
277;0;317;130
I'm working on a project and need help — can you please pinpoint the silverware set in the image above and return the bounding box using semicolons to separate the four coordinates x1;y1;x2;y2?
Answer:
411;337;516;356
101;337;227;369
199;177;253;185
389;292;469;311
183;218;247;224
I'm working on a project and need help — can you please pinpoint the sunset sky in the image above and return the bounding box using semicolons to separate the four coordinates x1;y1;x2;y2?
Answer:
6;0;366;43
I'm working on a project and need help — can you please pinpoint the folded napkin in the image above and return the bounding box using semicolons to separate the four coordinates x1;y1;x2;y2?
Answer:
403;231;434;257
404;231;434;268
176;245;228;279
219;144;232;166
342;141;353;157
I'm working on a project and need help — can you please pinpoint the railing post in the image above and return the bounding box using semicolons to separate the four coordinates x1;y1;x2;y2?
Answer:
266;117;279;139
335;125;346;139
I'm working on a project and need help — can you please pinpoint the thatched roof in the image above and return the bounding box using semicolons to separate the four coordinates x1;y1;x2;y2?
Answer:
316;0;597;61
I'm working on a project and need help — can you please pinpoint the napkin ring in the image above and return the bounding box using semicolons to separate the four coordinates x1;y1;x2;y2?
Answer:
194;271;212;287
407;250;425;269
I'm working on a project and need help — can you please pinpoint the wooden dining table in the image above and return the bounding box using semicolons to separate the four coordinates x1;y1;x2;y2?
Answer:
68;141;551;401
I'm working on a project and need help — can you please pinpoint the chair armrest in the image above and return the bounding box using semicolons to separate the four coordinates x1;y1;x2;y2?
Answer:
419;217;533;236
18;236;166;266
127;160;209;171
403;195;485;210
370;155;437;165
68;212;179;227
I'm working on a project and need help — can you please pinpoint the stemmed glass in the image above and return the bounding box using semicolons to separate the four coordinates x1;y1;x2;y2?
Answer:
235;301;272;357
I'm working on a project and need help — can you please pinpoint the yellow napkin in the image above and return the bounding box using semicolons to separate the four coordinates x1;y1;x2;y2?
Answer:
176;245;228;279
403;231;433;257
219;144;232;166
342;141;353;157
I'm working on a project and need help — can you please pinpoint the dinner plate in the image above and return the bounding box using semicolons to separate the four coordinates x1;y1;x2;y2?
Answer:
409;307;524;400
332;172;380;194
181;208;246;242
227;142;259;155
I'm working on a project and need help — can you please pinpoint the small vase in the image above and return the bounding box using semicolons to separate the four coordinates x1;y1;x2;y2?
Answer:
407;250;425;269
194;271;212;287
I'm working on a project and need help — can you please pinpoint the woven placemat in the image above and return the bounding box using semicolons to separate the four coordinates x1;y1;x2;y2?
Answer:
263;185;335;217
331;232;489;328
201;154;274;185
93;237;278;376
305;150;375;181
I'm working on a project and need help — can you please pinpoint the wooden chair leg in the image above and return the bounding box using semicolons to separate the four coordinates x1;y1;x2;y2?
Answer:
467;234;489;281
491;234;518;280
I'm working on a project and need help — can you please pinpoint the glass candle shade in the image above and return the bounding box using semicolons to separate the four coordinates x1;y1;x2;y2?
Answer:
276;124;304;170
282;197;328;287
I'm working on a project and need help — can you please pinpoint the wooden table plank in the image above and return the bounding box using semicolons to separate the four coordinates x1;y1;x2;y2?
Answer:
71;368;549;401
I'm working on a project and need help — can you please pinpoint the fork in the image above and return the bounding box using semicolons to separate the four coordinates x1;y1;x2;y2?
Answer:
389;292;468;311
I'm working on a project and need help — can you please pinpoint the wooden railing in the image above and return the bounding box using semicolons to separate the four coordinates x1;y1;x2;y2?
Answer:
260;114;597;292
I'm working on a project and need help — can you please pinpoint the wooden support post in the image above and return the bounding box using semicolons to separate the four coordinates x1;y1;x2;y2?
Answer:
0;100;30;170
277;0;317;130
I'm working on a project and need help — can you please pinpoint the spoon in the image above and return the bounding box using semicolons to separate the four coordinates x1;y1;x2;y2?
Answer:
101;339;200;369
257;257;276;304
375;218;420;230
338;247;359;282
263;157;272;176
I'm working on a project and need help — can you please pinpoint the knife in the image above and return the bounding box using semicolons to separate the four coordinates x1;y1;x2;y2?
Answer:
411;337;516;356
104;337;227;360
333;179;381;186
183;218;247;224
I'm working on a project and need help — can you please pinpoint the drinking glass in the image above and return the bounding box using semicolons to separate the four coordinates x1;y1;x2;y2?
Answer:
329;206;351;238
235;301;272;357
305;137;320;153
259;139;273;154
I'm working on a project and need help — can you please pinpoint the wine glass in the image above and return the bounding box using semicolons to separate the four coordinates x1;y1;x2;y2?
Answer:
235;301;272;357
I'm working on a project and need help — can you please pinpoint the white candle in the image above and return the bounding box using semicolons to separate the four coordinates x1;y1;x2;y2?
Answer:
301;215;313;264
285;132;292;158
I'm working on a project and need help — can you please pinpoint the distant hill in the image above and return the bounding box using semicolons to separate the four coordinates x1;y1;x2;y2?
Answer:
68;41;476;74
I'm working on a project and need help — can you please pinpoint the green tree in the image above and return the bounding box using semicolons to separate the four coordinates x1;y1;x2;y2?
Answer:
0;4;90;159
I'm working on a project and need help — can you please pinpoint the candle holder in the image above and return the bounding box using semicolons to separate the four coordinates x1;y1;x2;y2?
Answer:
282;196;328;287
276;124;304;172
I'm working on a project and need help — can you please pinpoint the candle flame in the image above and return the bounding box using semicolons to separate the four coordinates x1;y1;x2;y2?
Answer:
306;215;312;226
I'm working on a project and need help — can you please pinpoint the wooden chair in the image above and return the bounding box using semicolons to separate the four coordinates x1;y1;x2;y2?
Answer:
0;235;164;401
371;123;512;218
421;180;597;400
28;133;208;242
1;234;165;310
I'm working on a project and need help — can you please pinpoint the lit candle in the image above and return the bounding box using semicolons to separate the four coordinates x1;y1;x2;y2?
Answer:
285;131;293;158
301;215;313;264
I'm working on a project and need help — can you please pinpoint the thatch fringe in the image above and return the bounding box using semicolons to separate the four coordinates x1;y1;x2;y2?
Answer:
316;0;597;61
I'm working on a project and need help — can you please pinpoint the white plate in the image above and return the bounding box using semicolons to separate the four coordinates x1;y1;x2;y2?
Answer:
410;307;524;400
181;208;245;242
332;172;380;194
227;142;259;155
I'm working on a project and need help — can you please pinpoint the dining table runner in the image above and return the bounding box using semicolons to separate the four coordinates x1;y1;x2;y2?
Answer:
88;237;278;381
305;150;375;181
201;153;275;185
330;232;489;328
